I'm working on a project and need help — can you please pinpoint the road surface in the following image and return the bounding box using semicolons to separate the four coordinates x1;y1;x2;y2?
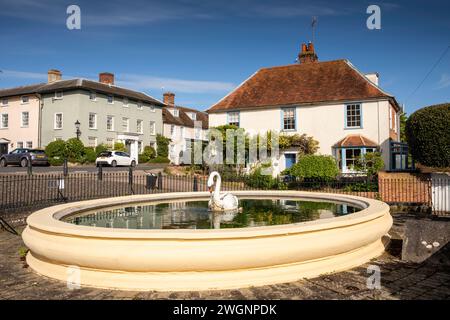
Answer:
0;163;168;174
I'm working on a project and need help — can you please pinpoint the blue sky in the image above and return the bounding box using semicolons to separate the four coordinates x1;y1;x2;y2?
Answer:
0;0;448;114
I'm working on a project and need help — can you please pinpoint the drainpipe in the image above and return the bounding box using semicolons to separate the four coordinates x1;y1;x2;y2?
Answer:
36;93;43;148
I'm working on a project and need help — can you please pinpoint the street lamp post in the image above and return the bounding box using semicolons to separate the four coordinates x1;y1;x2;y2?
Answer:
75;120;81;140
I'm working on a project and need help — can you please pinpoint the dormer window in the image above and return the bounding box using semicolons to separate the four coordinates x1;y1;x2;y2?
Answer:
21;96;29;104
173;109;179;117
190;112;197;120
107;95;114;104
54;91;63;99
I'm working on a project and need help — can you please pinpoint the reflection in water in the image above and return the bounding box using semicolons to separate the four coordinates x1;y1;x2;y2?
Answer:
64;199;359;230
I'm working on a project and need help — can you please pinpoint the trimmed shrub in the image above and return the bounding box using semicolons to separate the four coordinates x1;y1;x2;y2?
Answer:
45;140;67;158
95;144;108;156
405;103;450;168
149;156;170;163
113;142;127;152
48;157;64;166
290;155;339;180
66;138;85;162
83;147;97;163
245;164;287;190
139;146;156;163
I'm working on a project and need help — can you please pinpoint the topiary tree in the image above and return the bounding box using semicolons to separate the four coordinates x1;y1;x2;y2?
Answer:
405;103;450;168
290;155;339;181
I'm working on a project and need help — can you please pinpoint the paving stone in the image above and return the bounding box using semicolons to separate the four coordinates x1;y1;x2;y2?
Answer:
1;220;449;300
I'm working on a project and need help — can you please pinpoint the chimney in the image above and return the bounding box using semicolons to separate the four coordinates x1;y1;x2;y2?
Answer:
99;72;114;85
298;41;318;64
163;92;175;106
48;69;62;83
365;73;379;86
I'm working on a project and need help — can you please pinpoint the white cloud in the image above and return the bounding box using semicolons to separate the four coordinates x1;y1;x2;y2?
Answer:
1;69;235;94
437;73;450;89
1;69;47;81
117;74;235;93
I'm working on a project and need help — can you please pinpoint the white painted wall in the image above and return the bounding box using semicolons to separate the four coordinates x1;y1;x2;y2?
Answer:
209;99;395;172
163;123;208;165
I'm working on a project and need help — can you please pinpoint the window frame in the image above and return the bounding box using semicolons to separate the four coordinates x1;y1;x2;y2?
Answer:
345;103;362;129
281;107;296;131
54;113;63;130
149;121;156;135
54;91;63;100
123;97;129;107
107;94;114;104
106;115;114;131
26;141;33;148
88;112;97;130
21;96;29;105
1;113;8;129
227;111;240;127
21;111;29;127
137;119;143;134
1;98;8;107
122;117;129;133
89;91;97;101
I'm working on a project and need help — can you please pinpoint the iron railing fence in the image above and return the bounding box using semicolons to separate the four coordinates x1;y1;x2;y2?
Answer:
0;170;448;216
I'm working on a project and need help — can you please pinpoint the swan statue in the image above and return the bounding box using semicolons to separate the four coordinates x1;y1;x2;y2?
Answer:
207;171;239;211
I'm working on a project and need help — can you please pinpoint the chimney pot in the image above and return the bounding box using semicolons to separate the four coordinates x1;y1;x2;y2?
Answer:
297;41;318;64
301;43;307;53
163;92;175;106
99;72;114;85
48;69;62;83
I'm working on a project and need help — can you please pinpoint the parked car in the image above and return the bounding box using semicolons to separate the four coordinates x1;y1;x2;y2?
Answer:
0;148;49;167
95;151;136;167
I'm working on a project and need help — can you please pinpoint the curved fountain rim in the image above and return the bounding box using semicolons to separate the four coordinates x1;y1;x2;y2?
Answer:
26;190;389;240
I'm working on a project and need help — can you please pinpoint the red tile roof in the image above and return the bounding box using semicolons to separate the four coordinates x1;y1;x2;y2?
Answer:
208;59;399;113
334;134;379;148
162;106;208;129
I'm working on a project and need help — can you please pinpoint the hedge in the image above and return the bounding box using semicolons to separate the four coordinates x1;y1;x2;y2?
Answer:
290;155;339;180
405;103;450;168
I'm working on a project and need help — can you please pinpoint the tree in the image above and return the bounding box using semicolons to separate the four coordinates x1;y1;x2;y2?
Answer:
45;140;67;158
354;152;384;178
156;134;170;158
405;103;450;168
278;133;319;155
400;112;408;142
113;142;127;152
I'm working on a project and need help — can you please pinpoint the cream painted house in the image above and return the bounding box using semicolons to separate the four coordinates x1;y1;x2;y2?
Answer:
208;42;401;175
161;92;209;165
0;90;41;154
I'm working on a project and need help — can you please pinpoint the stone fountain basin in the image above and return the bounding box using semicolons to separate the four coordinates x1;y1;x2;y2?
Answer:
22;191;392;291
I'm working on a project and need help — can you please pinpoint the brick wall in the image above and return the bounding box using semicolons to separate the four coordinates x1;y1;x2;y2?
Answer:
379;172;431;204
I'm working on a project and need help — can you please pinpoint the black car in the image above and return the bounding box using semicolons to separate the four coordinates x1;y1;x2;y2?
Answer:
0;148;49;167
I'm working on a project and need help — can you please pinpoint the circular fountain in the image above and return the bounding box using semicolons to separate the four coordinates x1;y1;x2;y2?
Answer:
22;190;392;291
